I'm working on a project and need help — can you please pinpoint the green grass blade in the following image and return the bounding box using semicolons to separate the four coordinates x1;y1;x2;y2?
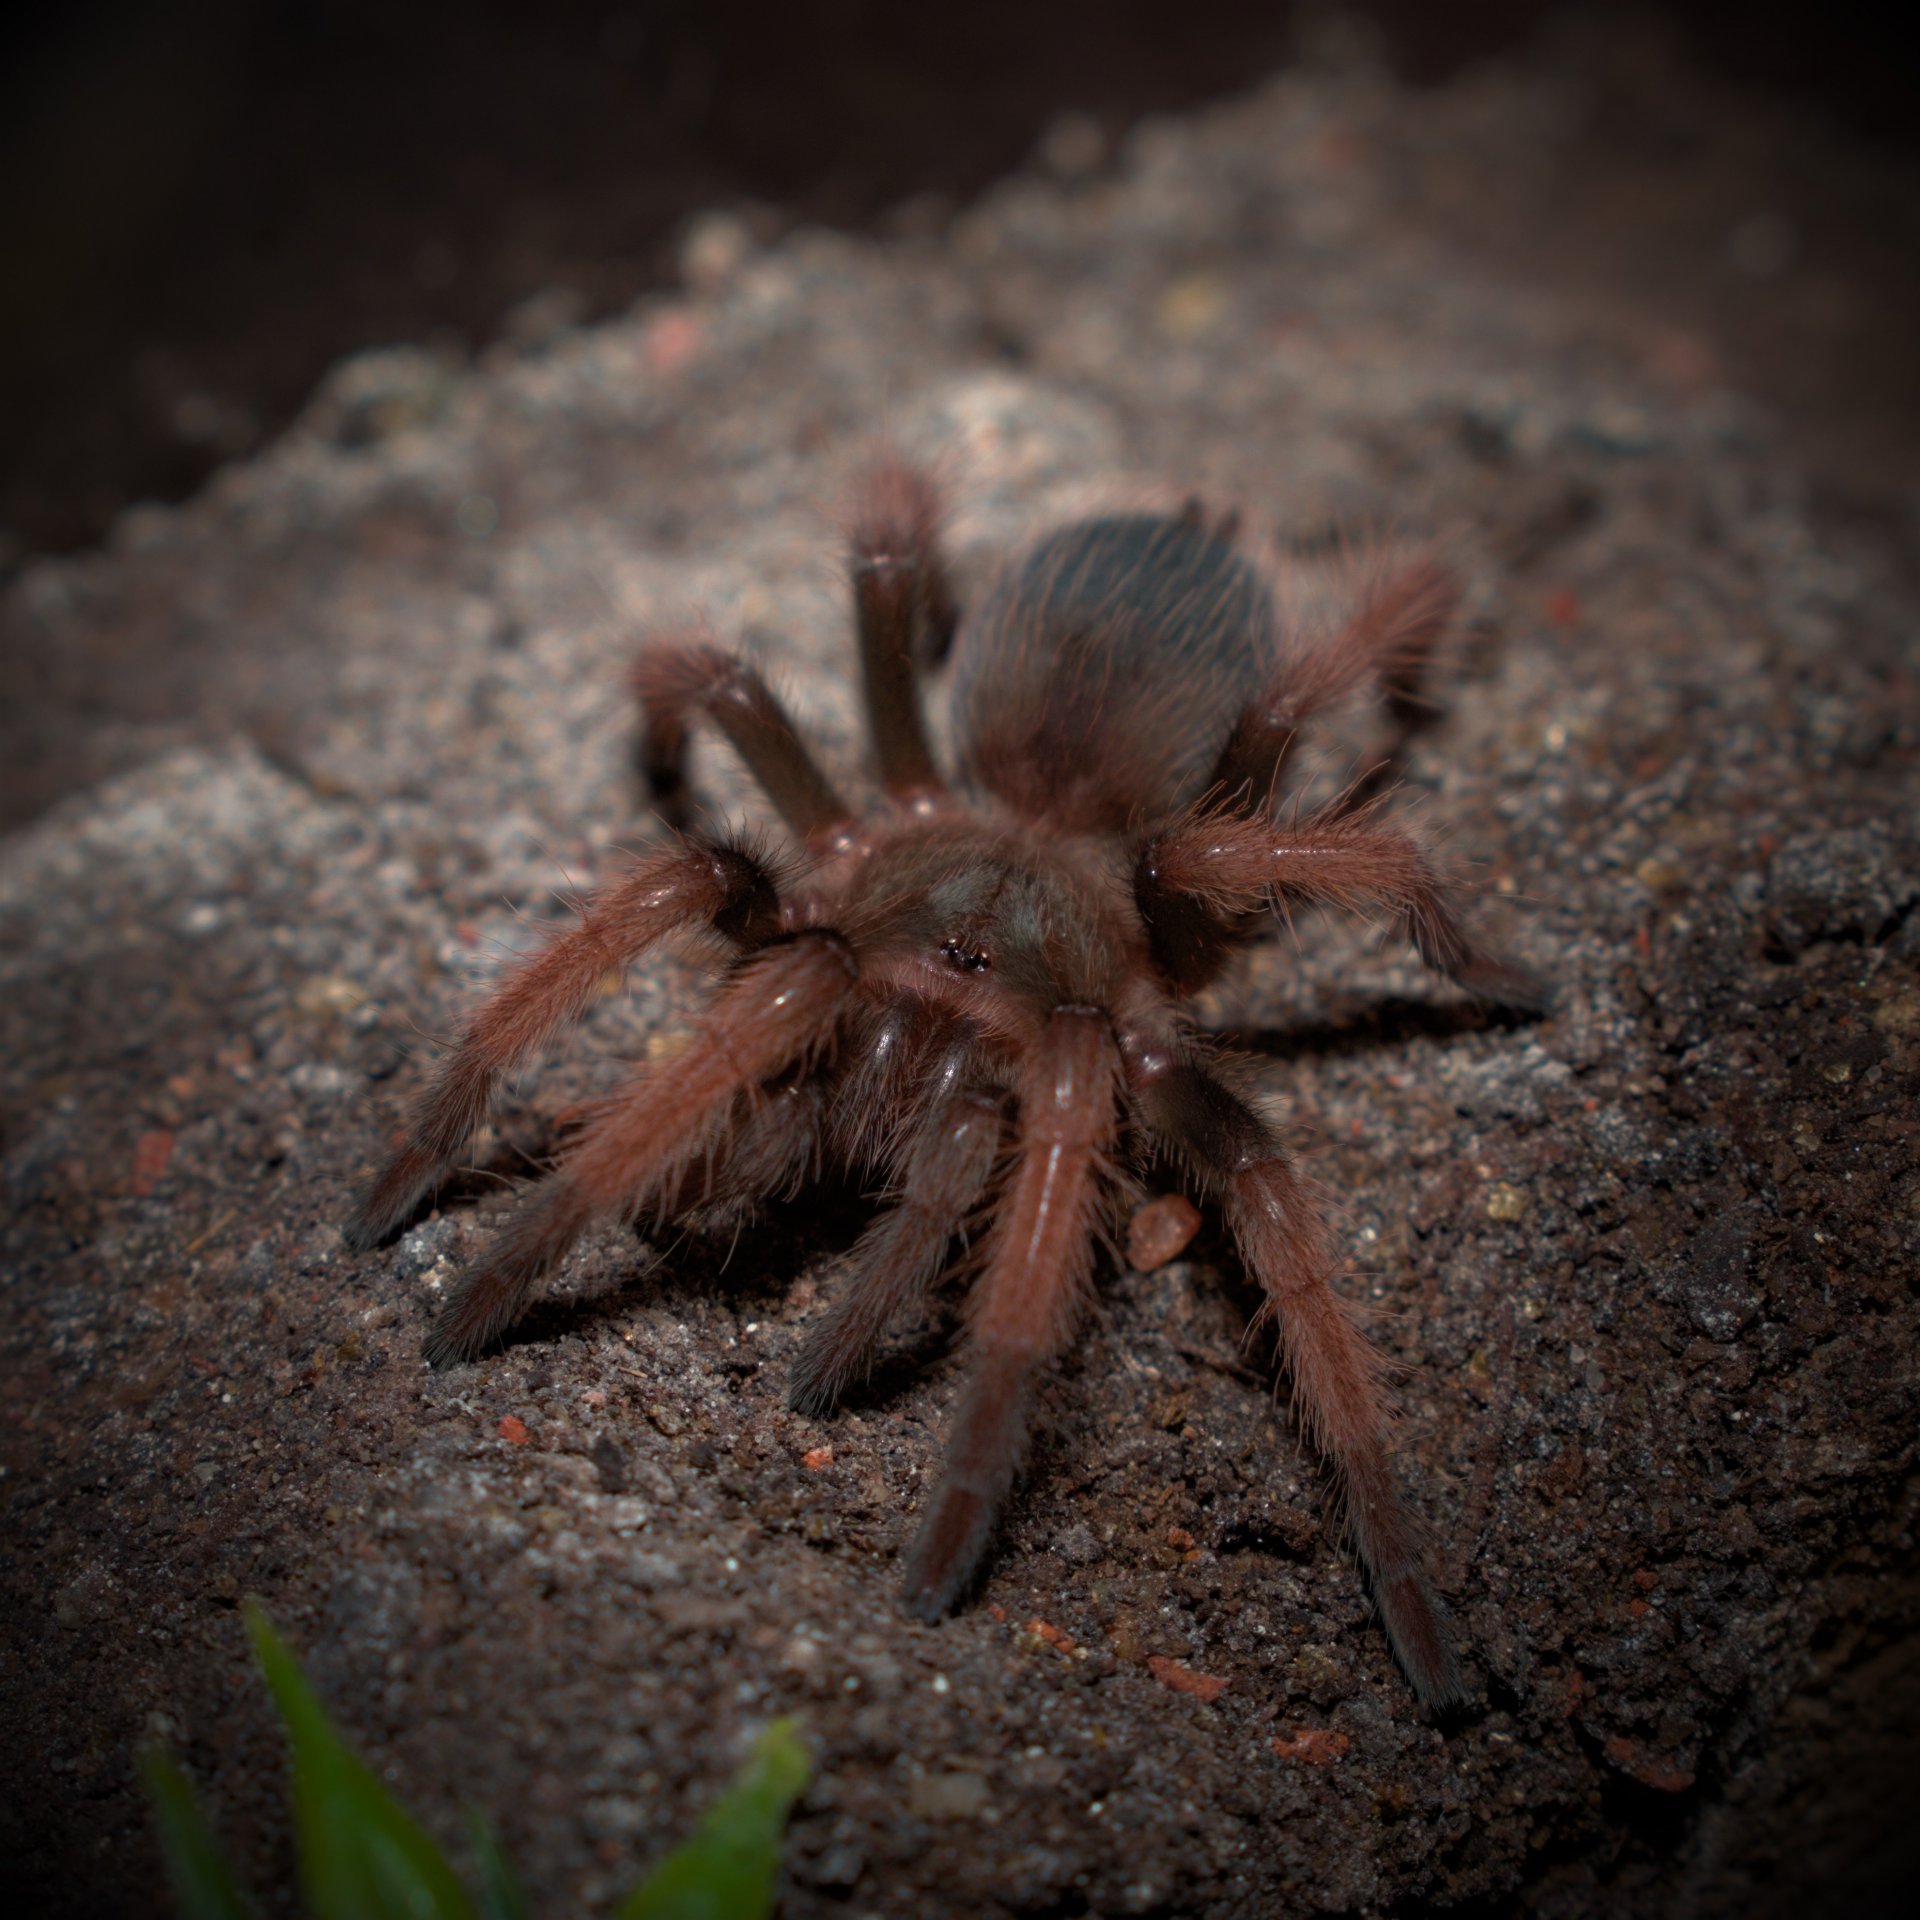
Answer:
468;1815;532;1920
244;1601;473;1920
140;1748;252;1920
615;1718;811;1920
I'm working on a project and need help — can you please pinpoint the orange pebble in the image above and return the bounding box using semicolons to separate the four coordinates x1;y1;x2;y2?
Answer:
1147;1655;1227;1703
1271;1728;1350;1765
130;1129;176;1198
1126;1194;1202;1271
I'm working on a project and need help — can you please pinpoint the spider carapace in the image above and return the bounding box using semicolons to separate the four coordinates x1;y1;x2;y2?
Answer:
347;458;1542;1706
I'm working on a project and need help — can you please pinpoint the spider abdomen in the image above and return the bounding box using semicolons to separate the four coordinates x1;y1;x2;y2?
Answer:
952;512;1277;833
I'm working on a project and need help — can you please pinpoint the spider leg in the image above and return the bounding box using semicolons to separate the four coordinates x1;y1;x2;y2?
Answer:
827;998;957;1175
426;931;857;1364
346;839;784;1250
849;457;955;801
788;1083;1002;1416
648;1074;830;1231
1130;1046;1465;1707
900;1008;1120;1621
1209;552;1458;810
1136;794;1544;1006
632;637;854;851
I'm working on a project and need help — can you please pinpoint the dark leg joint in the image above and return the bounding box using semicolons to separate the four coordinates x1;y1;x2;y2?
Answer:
1132;1052;1271;1184
1133;840;1250;993
638;707;692;829
705;841;783;948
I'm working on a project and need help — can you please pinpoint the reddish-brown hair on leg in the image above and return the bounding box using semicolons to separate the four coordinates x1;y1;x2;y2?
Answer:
847;456;955;801
1210;550;1459;807
425;932;857;1364
1131;1047;1464;1706
901;1008;1120;1621
648;1076;831;1231
632;637;853;851
1139;796;1544;1009
1226;1161;1465;1707
848;454;957;665
788;1087;1002;1415
346;838;781;1251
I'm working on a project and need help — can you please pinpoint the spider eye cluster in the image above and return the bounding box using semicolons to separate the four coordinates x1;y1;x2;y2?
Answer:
940;936;992;975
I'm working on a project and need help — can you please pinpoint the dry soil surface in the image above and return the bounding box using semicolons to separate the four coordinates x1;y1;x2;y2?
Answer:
3;28;1917;1920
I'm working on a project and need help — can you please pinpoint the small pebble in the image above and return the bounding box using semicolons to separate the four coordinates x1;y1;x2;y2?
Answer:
1146;1656;1227;1703
1485;1182;1530;1223
908;1771;992;1820
1127;1194;1201;1270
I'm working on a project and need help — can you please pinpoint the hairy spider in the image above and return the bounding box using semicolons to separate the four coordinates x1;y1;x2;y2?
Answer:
345;457;1541;1706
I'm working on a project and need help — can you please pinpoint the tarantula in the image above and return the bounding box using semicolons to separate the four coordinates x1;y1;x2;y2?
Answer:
345;458;1540;1706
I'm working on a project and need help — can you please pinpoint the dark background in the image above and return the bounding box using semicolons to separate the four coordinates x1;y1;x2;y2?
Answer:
2;0;1913;564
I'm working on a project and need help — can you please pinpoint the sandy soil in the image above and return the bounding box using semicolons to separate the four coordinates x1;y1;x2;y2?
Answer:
3;24;1916;1918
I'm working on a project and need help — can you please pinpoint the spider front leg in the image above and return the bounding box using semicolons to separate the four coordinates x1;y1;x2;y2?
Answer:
1132;1046;1465;1706
426;931;857;1363
901;1007;1120;1621
849;456;956;803
633;637;854;850
346;838;784;1250
1136;795;1544;1006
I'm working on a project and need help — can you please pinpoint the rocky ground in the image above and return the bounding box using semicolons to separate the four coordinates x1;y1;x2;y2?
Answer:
3;21;1916;1919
